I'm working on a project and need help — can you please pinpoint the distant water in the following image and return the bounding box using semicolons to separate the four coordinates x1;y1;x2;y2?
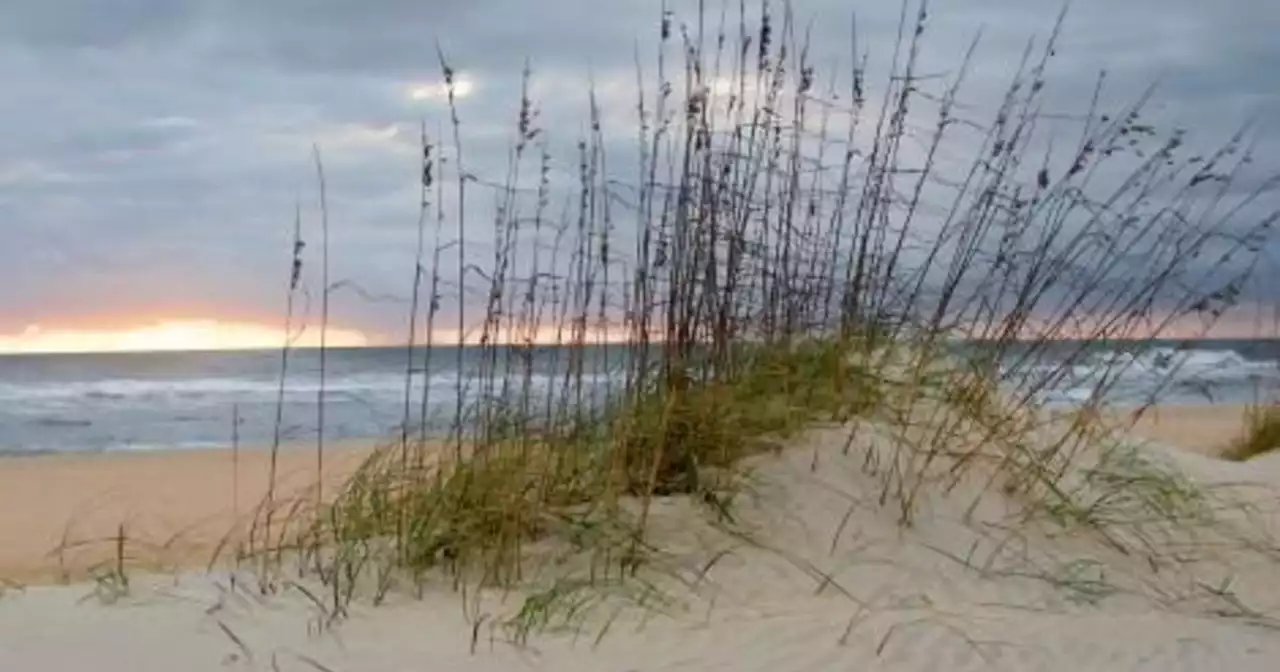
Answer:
999;339;1280;408
0;346;625;455
0;340;1277;455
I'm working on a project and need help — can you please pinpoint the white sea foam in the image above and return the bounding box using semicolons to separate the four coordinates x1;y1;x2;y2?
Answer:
0;371;612;407
1017;346;1279;406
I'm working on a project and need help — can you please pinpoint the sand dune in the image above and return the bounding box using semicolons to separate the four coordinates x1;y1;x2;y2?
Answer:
2;407;1280;671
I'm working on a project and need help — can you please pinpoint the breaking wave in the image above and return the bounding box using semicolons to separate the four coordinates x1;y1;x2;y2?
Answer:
1019;346;1280;406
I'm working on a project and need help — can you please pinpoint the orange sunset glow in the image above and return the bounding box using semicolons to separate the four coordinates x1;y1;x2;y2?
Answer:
0;320;370;355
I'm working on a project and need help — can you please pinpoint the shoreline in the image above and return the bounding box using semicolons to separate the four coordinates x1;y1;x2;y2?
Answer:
0;404;1258;585
0;437;380;459
0;401;1255;458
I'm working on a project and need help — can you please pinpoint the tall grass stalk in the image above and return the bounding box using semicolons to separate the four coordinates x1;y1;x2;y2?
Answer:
260;203;306;565
242;0;1279;637
313;149;332;508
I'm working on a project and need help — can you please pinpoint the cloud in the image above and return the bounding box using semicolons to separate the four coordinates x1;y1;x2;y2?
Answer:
0;0;1275;341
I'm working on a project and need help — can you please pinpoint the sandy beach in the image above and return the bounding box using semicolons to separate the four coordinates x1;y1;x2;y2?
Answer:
1121;404;1257;456
1;405;1279;671
0;442;374;584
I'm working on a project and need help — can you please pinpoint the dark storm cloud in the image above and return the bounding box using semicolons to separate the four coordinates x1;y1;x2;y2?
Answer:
0;0;1275;340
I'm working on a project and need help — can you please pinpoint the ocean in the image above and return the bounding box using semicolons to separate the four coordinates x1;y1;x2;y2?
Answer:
0;339;1277;455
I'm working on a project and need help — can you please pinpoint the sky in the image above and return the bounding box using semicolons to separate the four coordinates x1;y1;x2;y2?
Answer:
0;0;1277;350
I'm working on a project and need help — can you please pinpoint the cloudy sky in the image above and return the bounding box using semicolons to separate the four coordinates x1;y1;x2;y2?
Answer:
0;0;1276;348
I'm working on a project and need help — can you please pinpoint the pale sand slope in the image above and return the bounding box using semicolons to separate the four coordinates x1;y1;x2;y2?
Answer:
2;407;1280;671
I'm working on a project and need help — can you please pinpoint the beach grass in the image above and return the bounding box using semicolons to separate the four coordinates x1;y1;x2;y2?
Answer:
1225;403;1280;461
186;0;1280;642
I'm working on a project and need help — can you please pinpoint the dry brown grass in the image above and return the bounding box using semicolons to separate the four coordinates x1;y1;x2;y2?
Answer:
1224;403;1280;461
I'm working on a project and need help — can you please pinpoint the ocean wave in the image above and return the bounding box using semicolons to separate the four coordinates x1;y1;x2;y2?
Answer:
0;371;613;406
29;417;93;428
98;440;234;452
1014;346;1279;405
83;390;127;401
0;446;65;457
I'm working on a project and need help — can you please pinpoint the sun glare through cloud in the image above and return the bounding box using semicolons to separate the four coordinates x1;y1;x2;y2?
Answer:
409;77;475;102
0;320;370;355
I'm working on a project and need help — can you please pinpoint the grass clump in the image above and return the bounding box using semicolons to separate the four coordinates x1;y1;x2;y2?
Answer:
1224;403;1280;461
288;337;884;617
614;340;884;495
1037;440;1216;549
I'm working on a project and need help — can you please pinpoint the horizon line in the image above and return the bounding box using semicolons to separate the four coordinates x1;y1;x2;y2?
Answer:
1;334;1276;357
